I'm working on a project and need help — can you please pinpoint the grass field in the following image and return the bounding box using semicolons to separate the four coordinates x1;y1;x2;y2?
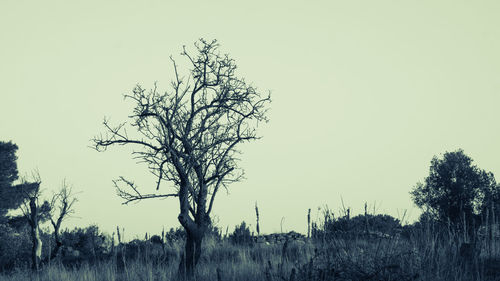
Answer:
2;225;500;281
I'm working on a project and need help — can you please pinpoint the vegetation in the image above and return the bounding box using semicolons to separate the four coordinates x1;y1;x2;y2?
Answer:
3;132;500;281
229;222;253;246
92;39;271;276
0;141;38;221
2;39;500;280
0;214;500;281
411;149;499;239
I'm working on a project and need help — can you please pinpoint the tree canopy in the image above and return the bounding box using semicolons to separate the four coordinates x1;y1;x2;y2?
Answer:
93;39;271;276
0;141;37;219
411;149;498;230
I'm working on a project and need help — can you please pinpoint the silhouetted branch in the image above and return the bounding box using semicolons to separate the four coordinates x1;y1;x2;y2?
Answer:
92;39;270;275
113;176;178;205
48;180;78;260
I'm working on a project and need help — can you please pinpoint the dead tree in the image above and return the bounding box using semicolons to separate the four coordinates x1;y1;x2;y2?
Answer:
19;179;48;271
48;180;77;260
93;39;271;277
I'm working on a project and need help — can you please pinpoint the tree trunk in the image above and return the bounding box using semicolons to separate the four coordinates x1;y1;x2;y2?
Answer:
49;216;63;260
29;197;42;271
31;225;42;271
50;235;63;260
178;229;203;279
41;228;62;265
177;180;208;279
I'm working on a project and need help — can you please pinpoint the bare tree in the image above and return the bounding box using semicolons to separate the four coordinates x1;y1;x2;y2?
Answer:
48;180;77;260
19;174;49;271
93;39;271;277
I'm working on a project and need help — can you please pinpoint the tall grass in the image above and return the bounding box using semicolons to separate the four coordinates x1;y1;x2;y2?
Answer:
1;226;500;281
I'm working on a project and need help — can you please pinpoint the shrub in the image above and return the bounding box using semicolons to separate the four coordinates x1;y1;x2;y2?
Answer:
230;221;253;246
0;224;30;271
165;227;186;244
313;212;402;240
60;225;111;264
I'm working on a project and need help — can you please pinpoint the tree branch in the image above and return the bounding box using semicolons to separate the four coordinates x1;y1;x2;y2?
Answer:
113;176;178;205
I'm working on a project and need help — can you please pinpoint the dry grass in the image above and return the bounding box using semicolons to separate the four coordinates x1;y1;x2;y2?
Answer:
1;230;500;281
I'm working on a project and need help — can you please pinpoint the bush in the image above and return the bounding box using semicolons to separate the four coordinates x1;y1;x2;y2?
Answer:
230;221;253;246
165;224;222;245
0;224;30;271
60;225;111;264
313;212;402;240
165;227;186;244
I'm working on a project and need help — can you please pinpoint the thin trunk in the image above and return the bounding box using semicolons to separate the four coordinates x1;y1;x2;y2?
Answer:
41;223;63;265
31;226;42;271
50;230;63;260
29;197;42;271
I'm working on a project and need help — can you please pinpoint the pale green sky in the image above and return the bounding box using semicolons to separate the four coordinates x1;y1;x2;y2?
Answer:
1;0;500;238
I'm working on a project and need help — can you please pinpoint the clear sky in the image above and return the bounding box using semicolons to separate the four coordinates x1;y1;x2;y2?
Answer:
1;1;500;239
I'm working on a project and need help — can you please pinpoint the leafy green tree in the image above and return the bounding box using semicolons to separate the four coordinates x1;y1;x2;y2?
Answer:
0;142;51;270
0;141;22;219
410;149;497;234
0;142;41;219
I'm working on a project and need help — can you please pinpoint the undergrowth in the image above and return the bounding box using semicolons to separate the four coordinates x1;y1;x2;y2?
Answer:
1;228;500;281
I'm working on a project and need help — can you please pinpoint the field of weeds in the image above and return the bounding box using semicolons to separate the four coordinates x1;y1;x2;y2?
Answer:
2;226;500;281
